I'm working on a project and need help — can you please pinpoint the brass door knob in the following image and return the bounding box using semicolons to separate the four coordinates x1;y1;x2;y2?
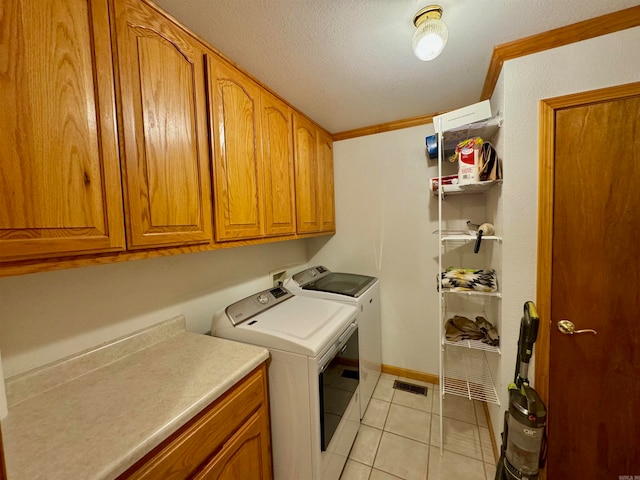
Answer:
557;319;597;335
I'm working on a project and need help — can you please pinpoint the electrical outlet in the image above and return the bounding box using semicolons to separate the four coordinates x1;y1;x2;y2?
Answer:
271;270;287;288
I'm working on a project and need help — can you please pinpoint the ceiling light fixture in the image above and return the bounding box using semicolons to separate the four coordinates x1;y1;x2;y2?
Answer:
412;5;448;61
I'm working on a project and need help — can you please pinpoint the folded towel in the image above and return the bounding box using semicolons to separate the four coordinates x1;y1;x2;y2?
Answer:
438;267;498;293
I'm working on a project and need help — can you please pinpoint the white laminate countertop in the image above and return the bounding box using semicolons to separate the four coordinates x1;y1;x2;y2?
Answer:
1;316;269;480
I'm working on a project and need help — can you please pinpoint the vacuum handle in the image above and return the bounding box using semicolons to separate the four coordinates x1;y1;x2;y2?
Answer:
522;384;538;417
519;302;540;362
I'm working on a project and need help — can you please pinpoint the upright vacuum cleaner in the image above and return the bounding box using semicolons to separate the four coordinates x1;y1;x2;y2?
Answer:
495;301;547;480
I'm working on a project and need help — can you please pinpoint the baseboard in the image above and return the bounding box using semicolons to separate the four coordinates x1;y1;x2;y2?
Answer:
381;364;439;385
483;402;499;463
382;363;500;463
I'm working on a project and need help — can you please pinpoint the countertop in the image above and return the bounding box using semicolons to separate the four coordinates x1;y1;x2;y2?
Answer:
1;316;269;480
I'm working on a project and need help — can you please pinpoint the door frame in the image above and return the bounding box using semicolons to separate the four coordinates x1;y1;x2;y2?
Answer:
535;80;640;476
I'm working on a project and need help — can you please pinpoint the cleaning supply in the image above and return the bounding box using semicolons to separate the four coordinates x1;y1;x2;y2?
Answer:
466;220;495;253
475;222;495;253
495;302;547;480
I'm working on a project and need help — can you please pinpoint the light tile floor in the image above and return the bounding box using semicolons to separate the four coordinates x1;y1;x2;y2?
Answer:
340;373;498;480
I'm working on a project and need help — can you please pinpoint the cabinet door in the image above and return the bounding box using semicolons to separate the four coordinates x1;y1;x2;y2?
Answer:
260;92;296;237
112;0;213;249
0;0;125;261
317;129;336;233
208;58;264;241
293;114;320;234
193;409;272;480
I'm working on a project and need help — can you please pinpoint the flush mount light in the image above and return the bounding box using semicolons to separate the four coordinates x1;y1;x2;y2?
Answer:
412;5;448;61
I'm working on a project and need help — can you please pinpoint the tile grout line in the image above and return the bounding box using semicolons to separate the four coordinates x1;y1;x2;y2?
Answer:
354;376;491;480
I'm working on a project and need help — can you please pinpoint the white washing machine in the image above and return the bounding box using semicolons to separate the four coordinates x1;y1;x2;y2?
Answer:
284;266;381;418
212;286;360;480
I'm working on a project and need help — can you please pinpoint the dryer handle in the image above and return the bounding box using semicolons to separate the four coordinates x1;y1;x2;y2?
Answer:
318;321;358;373
319;345;338;374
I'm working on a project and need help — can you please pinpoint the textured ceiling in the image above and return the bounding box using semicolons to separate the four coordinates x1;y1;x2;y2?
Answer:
153;0;640;133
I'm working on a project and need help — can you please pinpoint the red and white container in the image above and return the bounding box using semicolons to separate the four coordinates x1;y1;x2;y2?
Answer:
457;138;481;185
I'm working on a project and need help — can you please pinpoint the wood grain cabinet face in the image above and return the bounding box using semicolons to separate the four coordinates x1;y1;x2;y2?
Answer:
0;0;126;261
208;58;265;242
293;114;336;234
193;408;272;480
260;92;296;237
293;114;320;234
317;129;336;233
112;0;213;249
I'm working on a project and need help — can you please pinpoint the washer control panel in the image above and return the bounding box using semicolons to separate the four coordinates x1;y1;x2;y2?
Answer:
225;286;293;326
291;265;330;286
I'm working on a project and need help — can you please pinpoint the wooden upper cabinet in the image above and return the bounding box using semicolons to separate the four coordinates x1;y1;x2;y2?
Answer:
0;0;125;261
260;92;296;237
293;114;336;234
111;0;213;249
317;130;336;233
208;57;264;241
293;114;320;234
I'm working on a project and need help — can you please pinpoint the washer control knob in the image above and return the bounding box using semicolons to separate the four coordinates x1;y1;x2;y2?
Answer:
257;294;269;305
310;269;317;277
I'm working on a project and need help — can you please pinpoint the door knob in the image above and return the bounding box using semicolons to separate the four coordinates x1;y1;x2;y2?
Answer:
557;319;597;335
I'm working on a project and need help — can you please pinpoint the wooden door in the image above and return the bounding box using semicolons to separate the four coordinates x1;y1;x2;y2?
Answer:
317;129;336;233
537;83;640;479
293;114;320;234
0;0;125;261
112;0;213;249
260;91;296;237
0;424;6;480
194;409;272;479
208;57;264;241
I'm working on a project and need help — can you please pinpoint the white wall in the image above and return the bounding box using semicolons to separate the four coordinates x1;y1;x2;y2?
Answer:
307;126;439;374
0;241;308;378
490;25;640;441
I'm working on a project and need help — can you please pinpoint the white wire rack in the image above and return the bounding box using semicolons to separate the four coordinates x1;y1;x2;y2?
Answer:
434;103;503;456
441;289;502;298
442;346;500;404
432;179;503;197
442;336;501;354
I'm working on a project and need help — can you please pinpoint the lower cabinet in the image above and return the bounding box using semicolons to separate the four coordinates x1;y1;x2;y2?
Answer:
118;363;272;480
194;408;270;479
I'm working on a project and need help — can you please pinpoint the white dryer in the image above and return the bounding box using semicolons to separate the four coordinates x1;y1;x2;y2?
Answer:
212;286;359;480
284;266;381;418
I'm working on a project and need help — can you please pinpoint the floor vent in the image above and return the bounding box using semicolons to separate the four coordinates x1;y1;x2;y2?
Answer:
393;380;428;396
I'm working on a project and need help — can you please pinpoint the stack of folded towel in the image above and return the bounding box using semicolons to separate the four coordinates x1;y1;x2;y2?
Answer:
444;315;500;346
438;267;498;292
